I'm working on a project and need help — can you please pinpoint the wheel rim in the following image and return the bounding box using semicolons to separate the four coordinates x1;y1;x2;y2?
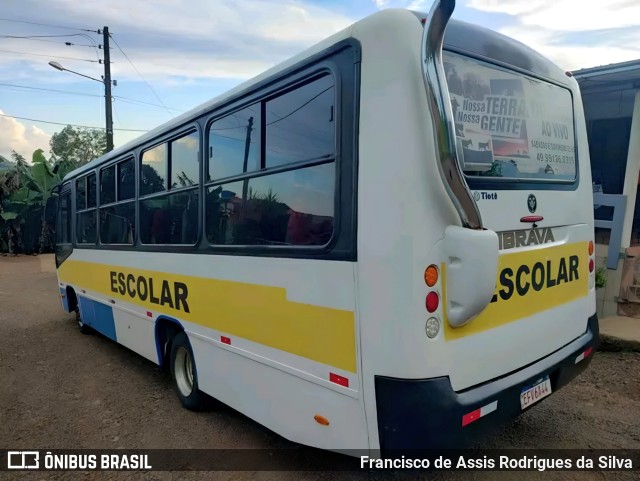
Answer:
175;346;194;397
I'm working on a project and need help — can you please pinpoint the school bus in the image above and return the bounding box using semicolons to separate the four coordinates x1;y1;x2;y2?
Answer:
54;0;598;453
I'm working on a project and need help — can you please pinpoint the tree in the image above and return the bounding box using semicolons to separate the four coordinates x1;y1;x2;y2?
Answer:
0;149;75;254
50;125;107;169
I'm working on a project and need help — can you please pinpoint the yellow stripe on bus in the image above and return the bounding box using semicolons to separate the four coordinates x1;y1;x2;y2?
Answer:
58;260;357;373
444;241;589;341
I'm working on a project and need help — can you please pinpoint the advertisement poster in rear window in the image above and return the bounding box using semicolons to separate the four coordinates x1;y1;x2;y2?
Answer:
443;52;576;181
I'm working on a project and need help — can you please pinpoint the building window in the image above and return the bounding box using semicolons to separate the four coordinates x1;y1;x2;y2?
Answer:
206;74;336;248
140;131;200;245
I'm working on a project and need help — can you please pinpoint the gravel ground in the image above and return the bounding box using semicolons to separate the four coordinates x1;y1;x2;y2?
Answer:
0;255;638;481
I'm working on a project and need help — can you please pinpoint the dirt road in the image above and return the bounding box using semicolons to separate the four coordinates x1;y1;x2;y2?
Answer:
1;255;638;481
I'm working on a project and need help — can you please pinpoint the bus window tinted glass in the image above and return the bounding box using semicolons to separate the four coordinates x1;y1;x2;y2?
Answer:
77;210;97;244
101;165;116;204
100;202;135;244
171;131;199;188
208;105;261;182
141;144;167;196
140;190;198;245
206;163;334;246
118;158;135;201
87;173;96;208
58;192;71;244
265;75;335;167
76;176;86;210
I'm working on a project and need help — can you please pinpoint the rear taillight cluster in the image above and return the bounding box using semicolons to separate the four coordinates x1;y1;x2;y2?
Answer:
424;265;441;339
588;240;596;290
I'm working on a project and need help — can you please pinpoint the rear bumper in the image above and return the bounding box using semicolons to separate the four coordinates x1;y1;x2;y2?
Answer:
374;314;599;451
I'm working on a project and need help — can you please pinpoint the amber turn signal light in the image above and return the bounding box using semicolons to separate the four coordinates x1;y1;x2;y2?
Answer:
424;265;439;287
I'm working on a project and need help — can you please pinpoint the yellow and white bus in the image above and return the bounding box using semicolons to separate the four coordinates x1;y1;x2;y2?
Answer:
54;0;598;453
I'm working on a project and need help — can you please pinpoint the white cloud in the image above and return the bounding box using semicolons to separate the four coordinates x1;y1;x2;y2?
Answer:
0;0;354;84
371;0;428;9
467;0;640;69
0;111;51;162
499;25;640;71
470;0;640;30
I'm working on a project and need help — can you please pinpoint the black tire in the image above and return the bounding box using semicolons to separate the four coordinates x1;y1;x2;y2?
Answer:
75;306;91;335
170;331;205;411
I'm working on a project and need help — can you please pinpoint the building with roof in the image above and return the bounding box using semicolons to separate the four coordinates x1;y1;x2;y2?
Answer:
573;59;640;317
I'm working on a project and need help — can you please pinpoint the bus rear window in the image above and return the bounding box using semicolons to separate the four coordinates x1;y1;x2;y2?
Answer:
443;52;576;182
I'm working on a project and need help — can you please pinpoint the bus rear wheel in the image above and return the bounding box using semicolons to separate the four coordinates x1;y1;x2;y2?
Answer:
170;331;204;411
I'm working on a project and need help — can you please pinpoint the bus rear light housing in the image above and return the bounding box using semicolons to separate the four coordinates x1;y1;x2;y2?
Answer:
424;265;439;287
426;291;439;313
425;317;440;338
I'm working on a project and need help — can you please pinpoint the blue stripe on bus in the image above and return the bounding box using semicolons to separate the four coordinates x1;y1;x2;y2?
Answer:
78;296;117;341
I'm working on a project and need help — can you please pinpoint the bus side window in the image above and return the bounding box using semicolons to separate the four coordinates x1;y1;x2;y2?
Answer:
76;172;97;245
99;159;136;245
140;130;200;245
205;74;336;248
208;105;260;182
57;192;71;244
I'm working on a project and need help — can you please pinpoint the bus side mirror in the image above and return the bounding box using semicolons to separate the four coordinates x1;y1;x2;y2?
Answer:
443;225;499;327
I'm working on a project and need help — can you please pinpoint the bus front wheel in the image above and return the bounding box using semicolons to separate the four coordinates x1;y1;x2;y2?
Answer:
170;331;204;411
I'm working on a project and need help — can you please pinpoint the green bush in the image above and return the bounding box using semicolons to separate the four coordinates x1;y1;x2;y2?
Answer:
595;266;607;289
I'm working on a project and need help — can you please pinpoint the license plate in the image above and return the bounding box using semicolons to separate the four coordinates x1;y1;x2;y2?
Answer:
520;376;552;410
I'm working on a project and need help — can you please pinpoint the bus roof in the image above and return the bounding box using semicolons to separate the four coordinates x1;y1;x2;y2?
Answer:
63;8;569;182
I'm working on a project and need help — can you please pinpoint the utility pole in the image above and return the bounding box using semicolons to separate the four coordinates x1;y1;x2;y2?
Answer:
241;116;254;215
102;26;114;152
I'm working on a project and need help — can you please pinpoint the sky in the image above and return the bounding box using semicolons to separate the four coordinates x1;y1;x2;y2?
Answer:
1;0;638;162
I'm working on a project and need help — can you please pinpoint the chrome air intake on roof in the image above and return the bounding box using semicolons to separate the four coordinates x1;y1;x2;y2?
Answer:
421;0;483;230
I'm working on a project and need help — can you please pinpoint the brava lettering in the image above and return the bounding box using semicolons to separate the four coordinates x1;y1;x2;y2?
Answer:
490;255;579;303
109;271;190;313
498;228;555;250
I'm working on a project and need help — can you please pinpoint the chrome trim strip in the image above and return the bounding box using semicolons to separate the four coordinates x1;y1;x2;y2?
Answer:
422;0;484;229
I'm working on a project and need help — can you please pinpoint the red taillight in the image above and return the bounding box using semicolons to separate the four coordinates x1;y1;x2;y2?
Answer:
589;259;594;273
426;292;439;313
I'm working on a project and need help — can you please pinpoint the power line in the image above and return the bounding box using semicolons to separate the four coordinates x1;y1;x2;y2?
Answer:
0;113;147;132
266;86;333;126
0;82;183;112
114;96;183;112
0;35;96;47
0;82;100;97
0;33;91;39
0;48;99;62
0;18;94;32
108;33;173;118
